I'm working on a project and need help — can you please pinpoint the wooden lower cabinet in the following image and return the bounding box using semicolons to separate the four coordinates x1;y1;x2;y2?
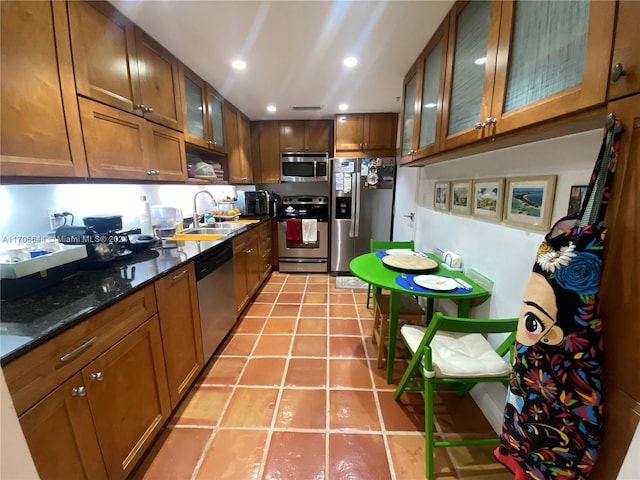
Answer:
20;316;171;480
258;220;274;281
232;228;263;315
155;263;204;408
20;373;108;480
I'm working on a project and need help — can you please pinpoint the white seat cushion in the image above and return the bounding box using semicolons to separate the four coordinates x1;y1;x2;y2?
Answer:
400;324;511;378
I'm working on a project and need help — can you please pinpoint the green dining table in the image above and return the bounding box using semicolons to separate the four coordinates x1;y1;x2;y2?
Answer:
349;252;491;383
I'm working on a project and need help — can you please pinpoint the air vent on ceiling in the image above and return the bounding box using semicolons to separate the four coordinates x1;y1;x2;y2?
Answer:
291;105;323;111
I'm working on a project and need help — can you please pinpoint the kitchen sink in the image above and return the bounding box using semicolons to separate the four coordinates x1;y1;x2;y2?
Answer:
182;225;245;236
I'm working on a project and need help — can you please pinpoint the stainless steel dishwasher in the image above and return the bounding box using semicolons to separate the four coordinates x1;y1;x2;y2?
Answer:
195;243;236;361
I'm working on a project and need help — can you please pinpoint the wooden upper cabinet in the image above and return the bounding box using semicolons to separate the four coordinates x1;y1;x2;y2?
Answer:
608;1;640;101
224;102;253;184
441;0;502;151
181;65;225;153
252;121;281;183
335;114;365;151
489;0;615;136
280;120;332;152
0;0;87;177
68;1;183;131
399;64;419;161
135;29;184;131
279;121;306;151
80;97;186;181
336;113;397;156
304;120;333;152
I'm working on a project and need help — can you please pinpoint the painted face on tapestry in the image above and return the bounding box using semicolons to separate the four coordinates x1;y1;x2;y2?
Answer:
517;272;565;346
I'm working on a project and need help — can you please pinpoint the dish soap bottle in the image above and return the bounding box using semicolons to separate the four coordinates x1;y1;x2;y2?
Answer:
139;195;154;236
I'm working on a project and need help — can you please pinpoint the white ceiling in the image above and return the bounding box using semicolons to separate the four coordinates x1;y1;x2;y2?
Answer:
110;0;454;121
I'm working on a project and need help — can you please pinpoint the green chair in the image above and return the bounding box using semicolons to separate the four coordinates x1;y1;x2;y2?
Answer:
367;239;415;308
394;312;518;480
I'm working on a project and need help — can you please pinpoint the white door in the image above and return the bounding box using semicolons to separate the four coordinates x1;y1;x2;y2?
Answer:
392;166;418;241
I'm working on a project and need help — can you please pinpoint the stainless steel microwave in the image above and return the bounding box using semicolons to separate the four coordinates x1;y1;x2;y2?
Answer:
280;152;329;182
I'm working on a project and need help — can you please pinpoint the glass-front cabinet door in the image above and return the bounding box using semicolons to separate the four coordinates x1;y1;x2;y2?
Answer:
207;88;225;153
441;0;502;151
490;0;615;135
415;18;449;160
182;66;208;149
399;63;418;164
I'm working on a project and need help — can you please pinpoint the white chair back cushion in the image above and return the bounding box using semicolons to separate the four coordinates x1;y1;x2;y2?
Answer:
401;324;511;378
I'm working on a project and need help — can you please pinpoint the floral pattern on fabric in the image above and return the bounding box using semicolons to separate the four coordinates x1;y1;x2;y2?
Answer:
496;123;622;479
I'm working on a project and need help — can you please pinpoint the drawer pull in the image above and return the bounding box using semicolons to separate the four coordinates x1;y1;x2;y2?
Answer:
90;372;104;382
71;386;86;397
60;336;97;363
172;270;188;281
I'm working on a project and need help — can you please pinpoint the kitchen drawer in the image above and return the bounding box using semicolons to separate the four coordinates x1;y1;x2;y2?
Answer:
3;285;157;416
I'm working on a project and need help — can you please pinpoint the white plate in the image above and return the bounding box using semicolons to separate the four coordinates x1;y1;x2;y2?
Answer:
413;275;459;291
385;249;419;256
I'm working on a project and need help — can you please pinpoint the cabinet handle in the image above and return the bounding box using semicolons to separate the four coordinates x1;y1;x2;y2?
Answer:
90;372;104;382
134;104;145;111
143;105;153;113
71;386;86;397
147;170;160;176
172;269;188;281
474;122;486;130
60;336;97;363
611;63;627;82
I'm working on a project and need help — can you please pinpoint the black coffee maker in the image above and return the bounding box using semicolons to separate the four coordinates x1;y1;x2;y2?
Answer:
56;214;131;264
82;215;132;262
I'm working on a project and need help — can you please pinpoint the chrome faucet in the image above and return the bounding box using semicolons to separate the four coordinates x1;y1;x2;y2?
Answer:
193;190;216;228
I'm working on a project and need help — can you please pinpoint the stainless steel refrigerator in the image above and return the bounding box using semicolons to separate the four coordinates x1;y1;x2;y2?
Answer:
330;157;395;274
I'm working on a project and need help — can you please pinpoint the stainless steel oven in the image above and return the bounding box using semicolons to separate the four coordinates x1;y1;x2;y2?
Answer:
277;196;329;273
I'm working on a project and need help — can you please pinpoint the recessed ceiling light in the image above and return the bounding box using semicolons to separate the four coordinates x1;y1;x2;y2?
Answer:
474;57;487;65
424;103;437;109
231;59;247;70
266;105;277;113
343;56;358;68
339;103;349;111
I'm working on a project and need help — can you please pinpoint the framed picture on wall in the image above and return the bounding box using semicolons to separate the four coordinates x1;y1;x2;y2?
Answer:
434;181;450;211
472;178;504;221
567;185;588;215
450;179;472;215
504;175;557;232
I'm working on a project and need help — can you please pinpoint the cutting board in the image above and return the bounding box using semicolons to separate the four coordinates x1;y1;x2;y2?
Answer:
382;255;438;273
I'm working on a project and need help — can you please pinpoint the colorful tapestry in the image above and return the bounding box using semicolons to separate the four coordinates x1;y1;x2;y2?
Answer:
495;121;623;479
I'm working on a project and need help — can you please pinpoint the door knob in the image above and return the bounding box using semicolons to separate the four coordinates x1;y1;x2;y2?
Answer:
404;212;415;221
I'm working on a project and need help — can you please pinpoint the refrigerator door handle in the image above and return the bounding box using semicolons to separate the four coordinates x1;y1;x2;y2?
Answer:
349;172;357;237
354;168;360;237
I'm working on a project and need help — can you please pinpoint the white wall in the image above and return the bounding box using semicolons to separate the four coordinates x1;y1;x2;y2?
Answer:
395;128;603;430
0;184;240;240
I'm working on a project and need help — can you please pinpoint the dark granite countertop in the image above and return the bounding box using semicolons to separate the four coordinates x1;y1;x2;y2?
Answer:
0;216;271;365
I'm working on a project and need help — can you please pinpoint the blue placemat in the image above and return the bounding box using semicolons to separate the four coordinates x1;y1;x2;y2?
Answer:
395;274;470;294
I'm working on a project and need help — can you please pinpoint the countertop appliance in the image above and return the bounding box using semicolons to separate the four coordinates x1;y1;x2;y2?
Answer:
195;242;236;361
277;195;329;273
330;157;396;274
280;152;329;182
238;190;269;216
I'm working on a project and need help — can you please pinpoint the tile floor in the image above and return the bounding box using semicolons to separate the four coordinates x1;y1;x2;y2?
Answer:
133;272;512;480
